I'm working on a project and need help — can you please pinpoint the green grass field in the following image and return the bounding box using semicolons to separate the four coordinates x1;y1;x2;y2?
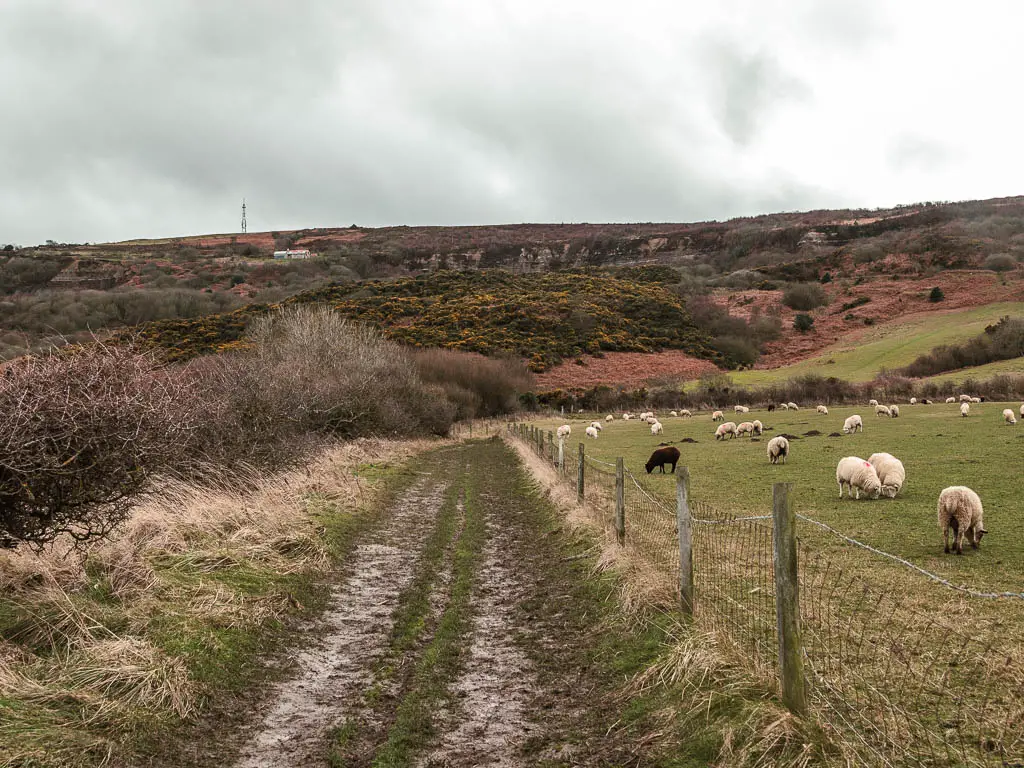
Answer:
720;302;1024;387
537;401;1024;593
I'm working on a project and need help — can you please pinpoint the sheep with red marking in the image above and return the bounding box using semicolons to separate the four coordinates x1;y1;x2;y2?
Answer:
836;456;881;499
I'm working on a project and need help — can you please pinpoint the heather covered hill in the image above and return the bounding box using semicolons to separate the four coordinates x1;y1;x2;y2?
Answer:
123;270;717;371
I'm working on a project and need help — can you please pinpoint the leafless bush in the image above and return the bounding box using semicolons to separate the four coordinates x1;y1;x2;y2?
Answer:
412;348;533;420
0;344;200;549
239;305;455;440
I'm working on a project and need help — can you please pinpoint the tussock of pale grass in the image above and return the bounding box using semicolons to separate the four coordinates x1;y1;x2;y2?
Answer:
0;436;434;765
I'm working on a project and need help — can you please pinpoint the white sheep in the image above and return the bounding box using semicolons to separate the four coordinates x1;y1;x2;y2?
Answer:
816;405;828;415
960;394;972;403
875;404;892;417
945;397;957;404
650;421;663;435
622;413;632;420
715;421;738;440
767;436;789;464
938;486;987;555
961;402;970;417
646;416;659;425
735;421;755;437
680;409;692;418
640;411;654;421
787;402;799;411
670;410;678;417
752;419;763;436
869;399;879;407
971;397;981;404
889;405;900;418
1020;404;1024;418
712;410;724;422
780;403;790;411
556;424;571;439
868;452;906;498
836;456;882;499
585;426;599;439
910;397;917;405
843;415;863;434
734;405;749;413
590;421;603;432
1003;408;1017;425
605;414;614;422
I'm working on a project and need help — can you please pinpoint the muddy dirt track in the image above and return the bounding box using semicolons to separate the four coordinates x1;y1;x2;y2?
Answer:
217;439;643;768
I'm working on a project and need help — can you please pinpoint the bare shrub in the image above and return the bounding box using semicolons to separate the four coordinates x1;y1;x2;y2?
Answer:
781;283;828;311
240;305;456;440
0;345;199;549
412;348;533;420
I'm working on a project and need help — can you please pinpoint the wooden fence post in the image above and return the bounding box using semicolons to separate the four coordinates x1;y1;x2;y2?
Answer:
547;431;553;464
577;443;585;503
676;467;694;616
772;482;807;716
557;437;564;472
615;457;625;545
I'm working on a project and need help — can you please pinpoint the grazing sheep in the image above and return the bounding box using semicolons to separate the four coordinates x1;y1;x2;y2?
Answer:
889;405;900;418
767;436;789;464
650;421;663;435
843;415;863;434
945;397;957;404
645;446;681;474
735;421;755;437
816;405;829;415
680;409;692;418
767;404;776;412
623;413;632;420
734;405;750;414
605;414;614;422
1003;408;1017;425
779;403;790;411
867;453;906;498
646;416;659;425
752;419;763;436
938;486;987;555
869;399;879;407
1020;404;1024;418
910;397;917;405
922;398;932;404
961;402;970;417
585;426;599;439
557;424;571;439
590;421;603;431
670;411;678;417
971;397;981;404
712;410;724;422
787;402;799;410
715;421;738;440
875;404;892;417
836;456;882;499
960;394;972;403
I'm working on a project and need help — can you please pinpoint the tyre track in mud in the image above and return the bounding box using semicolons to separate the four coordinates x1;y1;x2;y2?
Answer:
233;469;452;768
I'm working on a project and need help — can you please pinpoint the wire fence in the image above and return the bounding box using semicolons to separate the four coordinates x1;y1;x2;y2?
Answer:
507;422;1024;767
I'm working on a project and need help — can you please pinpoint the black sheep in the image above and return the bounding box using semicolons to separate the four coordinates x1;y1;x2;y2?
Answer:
645;446;681;474
767;403;776;412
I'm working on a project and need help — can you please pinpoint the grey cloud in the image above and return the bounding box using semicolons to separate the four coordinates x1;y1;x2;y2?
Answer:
887;135;952;173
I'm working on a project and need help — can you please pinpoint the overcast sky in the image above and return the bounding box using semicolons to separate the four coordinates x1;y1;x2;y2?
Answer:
2;1;1023;245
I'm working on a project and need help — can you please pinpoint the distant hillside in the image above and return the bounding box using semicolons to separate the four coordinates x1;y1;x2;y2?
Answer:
123;270;717;371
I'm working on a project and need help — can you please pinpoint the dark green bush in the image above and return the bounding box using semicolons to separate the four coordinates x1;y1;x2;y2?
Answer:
793;313;814;332
782;283;828;311
929;286;945;302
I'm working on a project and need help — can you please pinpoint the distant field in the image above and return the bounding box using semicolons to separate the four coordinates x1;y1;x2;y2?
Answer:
535;401;1024;593
722;302;1024;387
922;356;1024;384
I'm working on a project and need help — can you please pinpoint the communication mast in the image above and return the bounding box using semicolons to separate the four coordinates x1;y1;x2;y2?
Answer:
241;199;247;234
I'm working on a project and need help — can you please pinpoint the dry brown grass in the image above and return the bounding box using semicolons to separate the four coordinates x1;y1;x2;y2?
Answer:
0;435;436;767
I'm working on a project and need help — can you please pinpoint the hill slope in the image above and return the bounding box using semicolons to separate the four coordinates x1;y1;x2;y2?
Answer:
124;270;716;371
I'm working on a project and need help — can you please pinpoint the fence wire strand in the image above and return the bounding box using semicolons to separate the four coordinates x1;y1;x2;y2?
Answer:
506;423;1024;767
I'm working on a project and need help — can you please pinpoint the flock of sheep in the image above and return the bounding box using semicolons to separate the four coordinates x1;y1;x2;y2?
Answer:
555;393;1012;555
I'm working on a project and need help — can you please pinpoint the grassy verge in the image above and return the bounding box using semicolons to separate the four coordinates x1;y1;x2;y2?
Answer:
0;439;432;768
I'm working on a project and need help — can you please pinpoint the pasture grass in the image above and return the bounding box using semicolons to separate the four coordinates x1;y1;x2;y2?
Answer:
720;302;1024;387
537;402;1024;594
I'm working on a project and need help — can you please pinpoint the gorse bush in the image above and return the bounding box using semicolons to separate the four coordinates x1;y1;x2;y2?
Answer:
794;314;815;332
781;282;828;311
